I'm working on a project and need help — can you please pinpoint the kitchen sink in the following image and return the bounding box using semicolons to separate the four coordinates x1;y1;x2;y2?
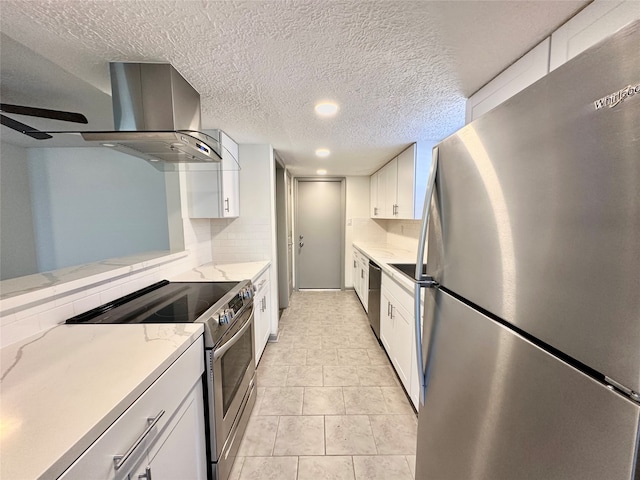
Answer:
389;263;427;281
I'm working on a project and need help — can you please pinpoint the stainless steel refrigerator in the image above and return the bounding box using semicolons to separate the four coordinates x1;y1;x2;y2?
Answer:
413;20;640;480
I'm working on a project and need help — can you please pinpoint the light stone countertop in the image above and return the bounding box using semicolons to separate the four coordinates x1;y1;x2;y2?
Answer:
0;323;204;480
0;250;188;312
352;241;421;293
169;261;271;283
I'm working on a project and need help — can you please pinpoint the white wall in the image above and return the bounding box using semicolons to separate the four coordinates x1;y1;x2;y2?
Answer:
210;144;279;335
27;147;170;272
0;143;38;279
210;144;274;263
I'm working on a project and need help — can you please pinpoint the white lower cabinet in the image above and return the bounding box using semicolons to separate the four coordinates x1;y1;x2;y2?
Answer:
144;381;207;480
360;256;369;312
352;248;369;312
59;339;206;480
381;272;420;410
381;282;412;390
352;249;360;295
254;267;272;363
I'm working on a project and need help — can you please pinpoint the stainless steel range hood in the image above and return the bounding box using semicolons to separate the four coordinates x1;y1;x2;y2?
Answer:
81;63;224;168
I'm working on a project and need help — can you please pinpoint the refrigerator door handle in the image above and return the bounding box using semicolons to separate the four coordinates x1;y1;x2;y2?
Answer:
414;147;439;406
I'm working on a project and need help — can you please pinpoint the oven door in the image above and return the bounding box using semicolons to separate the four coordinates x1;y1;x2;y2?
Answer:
208;304;256;461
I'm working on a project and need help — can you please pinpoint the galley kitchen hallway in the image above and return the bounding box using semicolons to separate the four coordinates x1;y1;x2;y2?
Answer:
230;290;418;480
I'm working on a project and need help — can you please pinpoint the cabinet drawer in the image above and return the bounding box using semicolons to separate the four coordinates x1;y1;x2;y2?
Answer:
254;268;269;294
382;272;414;313
353;248;361;265
59;338;204;480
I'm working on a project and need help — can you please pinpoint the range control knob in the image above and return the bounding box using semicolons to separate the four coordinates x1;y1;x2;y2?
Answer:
242;287;253;300
218;311;232;325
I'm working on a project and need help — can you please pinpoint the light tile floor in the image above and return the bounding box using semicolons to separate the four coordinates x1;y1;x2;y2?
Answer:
230;290;417;480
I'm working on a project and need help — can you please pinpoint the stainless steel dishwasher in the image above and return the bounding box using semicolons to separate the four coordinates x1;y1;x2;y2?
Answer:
367;261;382;341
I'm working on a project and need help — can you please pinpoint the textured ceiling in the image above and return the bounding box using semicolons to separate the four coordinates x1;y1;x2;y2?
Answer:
0;0;588;176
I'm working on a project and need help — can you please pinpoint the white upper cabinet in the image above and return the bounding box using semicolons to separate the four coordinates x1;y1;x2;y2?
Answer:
370;171;380;218
466;0;640;125
395;146;416;219
465;38;550;124
220;131;240;218
381;157;397;218
371;162;393;219
186;130;240;218
369;143;431;220
549;0;640;71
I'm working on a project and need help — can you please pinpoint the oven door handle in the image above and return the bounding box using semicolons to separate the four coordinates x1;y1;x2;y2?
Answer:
213;309;254;360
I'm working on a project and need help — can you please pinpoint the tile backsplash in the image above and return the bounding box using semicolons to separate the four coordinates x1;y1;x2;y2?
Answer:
385;220;421;252
352;218;420;253
210;217;272;264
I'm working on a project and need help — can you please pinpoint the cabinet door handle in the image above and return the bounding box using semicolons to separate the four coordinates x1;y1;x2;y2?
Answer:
224;198;230;212
138;467;152;480
390;304;394;319
354;260;357;268
361;270;363;278
387;301;391;317
113;410;165;470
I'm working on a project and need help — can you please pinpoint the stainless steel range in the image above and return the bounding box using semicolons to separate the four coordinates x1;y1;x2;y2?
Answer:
66;279;256;480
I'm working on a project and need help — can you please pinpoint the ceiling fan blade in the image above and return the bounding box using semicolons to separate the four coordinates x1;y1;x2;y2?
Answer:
0;114;53;140
0;103;88;124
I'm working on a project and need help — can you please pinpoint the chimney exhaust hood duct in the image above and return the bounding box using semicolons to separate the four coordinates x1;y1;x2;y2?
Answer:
81;63;223;168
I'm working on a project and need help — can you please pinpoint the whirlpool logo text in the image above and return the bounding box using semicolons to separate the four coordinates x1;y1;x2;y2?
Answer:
594;83;640;110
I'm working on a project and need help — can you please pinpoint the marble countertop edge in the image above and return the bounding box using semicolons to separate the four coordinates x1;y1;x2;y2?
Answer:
0;323;204;480
169;260;271;283
352;241;421;294
0;251;189;315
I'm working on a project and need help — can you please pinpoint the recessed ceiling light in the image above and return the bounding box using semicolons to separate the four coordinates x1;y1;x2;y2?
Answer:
101;143;115;147
315;148;330;157
317;169;327;175
314;102;339;117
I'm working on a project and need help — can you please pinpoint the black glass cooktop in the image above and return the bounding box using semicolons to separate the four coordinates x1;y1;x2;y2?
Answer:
66;280;239;325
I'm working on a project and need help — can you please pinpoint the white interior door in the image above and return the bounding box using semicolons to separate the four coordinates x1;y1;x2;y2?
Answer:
296;179;343;289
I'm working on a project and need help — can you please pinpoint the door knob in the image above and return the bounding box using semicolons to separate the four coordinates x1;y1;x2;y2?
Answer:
299;241;304;248
299;234;304;240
